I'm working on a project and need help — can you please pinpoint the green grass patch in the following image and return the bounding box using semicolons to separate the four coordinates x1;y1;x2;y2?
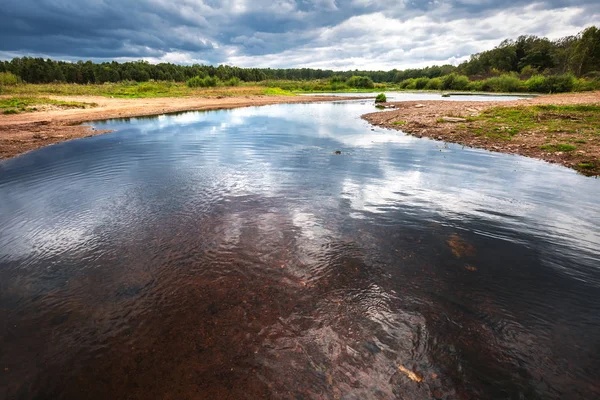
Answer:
262;87;295;96
535;104;600;113
1;82;282;99
467;104;600;140
540;143;577;152
0;96;95;114
393;120;407;125
578;162;595;169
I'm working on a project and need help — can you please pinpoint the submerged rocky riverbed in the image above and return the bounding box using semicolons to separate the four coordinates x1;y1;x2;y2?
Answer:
1;97;599;399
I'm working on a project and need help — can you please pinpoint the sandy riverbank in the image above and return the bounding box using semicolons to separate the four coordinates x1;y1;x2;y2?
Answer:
362;91;600;176
0;94;356;160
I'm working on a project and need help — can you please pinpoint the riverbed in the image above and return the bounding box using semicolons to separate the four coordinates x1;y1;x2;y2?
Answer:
1;98;599;399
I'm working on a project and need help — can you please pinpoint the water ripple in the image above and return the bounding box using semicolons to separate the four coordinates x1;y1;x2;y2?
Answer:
1;97;600;399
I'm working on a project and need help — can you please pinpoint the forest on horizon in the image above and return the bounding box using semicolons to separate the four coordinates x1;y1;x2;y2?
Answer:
0;26;598;86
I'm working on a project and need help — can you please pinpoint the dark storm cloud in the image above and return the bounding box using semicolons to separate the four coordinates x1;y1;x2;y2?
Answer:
1;0;215;59
0;0;598;68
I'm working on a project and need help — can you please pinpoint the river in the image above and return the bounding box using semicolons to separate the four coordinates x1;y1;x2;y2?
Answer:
1;94;599;399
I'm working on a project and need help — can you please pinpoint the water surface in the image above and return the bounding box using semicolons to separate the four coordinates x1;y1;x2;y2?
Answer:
1;97;599;399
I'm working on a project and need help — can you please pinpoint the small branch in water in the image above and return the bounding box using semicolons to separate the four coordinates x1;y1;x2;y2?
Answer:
396;364;423;383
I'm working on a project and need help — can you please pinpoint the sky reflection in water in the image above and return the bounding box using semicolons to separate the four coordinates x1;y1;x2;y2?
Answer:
1;95;599;399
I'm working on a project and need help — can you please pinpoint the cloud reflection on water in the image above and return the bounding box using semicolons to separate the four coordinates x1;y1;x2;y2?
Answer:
1;97;600;398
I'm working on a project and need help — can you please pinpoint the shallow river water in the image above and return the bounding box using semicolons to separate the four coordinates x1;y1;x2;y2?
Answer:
1;94;599;399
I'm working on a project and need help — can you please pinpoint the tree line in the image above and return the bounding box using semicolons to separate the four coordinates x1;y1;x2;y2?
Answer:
456;26;600;78
0;26;597;85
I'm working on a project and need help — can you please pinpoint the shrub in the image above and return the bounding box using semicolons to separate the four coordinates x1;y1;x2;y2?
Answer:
187;76;204;88
425;77;442;90
415;77;430;89
0;72;21;86
207;76;221;87
481;74;523;92
467;81;484;91
400;78;417;89
525;75;547;92
187;75;220;88
441;73;469;90
375;93;387;103
574;78;600;92
328;82;348;91
525;74;575;93
544;74;575;93
346;75;375;89
224;77;241;86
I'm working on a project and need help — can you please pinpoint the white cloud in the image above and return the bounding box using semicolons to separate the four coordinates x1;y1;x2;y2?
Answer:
1;0;598;69
225;4;597;70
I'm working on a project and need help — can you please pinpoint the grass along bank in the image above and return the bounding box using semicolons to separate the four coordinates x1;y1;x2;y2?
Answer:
466;105;600;141
0;96;96;114
362;92;600;176
463;104;600;174
252;74;599;94
1;73;599;101
0;78;384;98
0;82;295;99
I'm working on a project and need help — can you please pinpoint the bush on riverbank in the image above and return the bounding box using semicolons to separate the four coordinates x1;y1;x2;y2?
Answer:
187;75;220;88
574;77;600;91
224;77;241;86
376;72;598;94
392;71;599;94
441;74;470;90
346;75;375;89
187;76;243;88
0;72;21;86
525;74;575;93
425;78;442;90
440;73;592;93
3;74;598;99
479;74;522;92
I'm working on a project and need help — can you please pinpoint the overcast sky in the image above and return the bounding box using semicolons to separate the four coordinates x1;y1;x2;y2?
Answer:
1;0;598;70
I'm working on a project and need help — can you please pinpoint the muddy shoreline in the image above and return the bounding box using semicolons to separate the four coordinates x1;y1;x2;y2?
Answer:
0;94;357;160
362;91;600;176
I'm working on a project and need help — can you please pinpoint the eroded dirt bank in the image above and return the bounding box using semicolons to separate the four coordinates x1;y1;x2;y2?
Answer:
0;95;354;160
362;91;600;176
